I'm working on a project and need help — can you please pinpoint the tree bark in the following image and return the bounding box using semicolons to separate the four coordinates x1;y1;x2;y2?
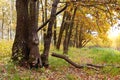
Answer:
67;7;77;46
41;0;59;68
12;0;42;68
63;11;72;54
12;0;29;62
63;7;77;54
53;19;57;46
56;11;67;50
43;0;47;48
28;0;42;68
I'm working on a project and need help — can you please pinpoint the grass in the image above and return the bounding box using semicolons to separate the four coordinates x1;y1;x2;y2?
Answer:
0;40;12;62
88;47;120;64
1;40;120;79
67;47;120;65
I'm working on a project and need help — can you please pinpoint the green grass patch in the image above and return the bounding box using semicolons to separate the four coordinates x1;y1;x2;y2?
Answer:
88;47;120;64
49;55;69;71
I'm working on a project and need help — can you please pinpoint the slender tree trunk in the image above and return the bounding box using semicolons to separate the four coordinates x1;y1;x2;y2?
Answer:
1;8;5;39
10;0;13;40
53;19;57;46
63;7;77;54
75;24;79;48
8;26;10;40
41;0;59;67
45;0;47;22
43;0;47;45
40;0;44;46
67;7;77;46
56;11;67;50
63;11;71;54
78;26;83;48
63;23;69;54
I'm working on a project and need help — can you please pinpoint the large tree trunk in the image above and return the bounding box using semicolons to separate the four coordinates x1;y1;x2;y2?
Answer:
28;0;42;68
12;0;29;62
12;0;42;68
41;0;59;67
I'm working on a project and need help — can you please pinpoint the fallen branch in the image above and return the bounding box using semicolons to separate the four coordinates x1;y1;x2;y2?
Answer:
51;52;120;69
37;3;68;32
52;52;84;68
51;52;100;70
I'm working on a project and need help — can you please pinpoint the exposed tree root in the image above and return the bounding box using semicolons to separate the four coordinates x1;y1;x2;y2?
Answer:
51;52;120;70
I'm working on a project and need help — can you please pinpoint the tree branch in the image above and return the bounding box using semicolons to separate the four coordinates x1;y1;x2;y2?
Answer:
51;52;101;70
51;52;120;70
37;3;68;32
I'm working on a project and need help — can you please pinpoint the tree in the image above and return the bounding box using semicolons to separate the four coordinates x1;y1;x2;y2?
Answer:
12;0;42;67
12;0;60;68
41;0;60;67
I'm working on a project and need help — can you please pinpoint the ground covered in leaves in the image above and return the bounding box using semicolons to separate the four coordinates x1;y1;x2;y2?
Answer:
0;62;120;80
1;40;120;80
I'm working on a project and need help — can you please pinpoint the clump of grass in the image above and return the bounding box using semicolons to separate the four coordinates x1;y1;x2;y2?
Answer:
101;67;120;76
49;56;69;71
0;61;22;80
66;73;79;80
88;47;120;64
0;40;13;62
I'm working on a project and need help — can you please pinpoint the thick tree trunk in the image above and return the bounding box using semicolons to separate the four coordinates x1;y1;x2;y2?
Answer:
41;0;59;67
12;0;42;68
28;0;42;68
12;0;29;62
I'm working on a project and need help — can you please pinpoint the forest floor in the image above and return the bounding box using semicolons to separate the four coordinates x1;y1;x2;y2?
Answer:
0;41;120;80
0;59;120;80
